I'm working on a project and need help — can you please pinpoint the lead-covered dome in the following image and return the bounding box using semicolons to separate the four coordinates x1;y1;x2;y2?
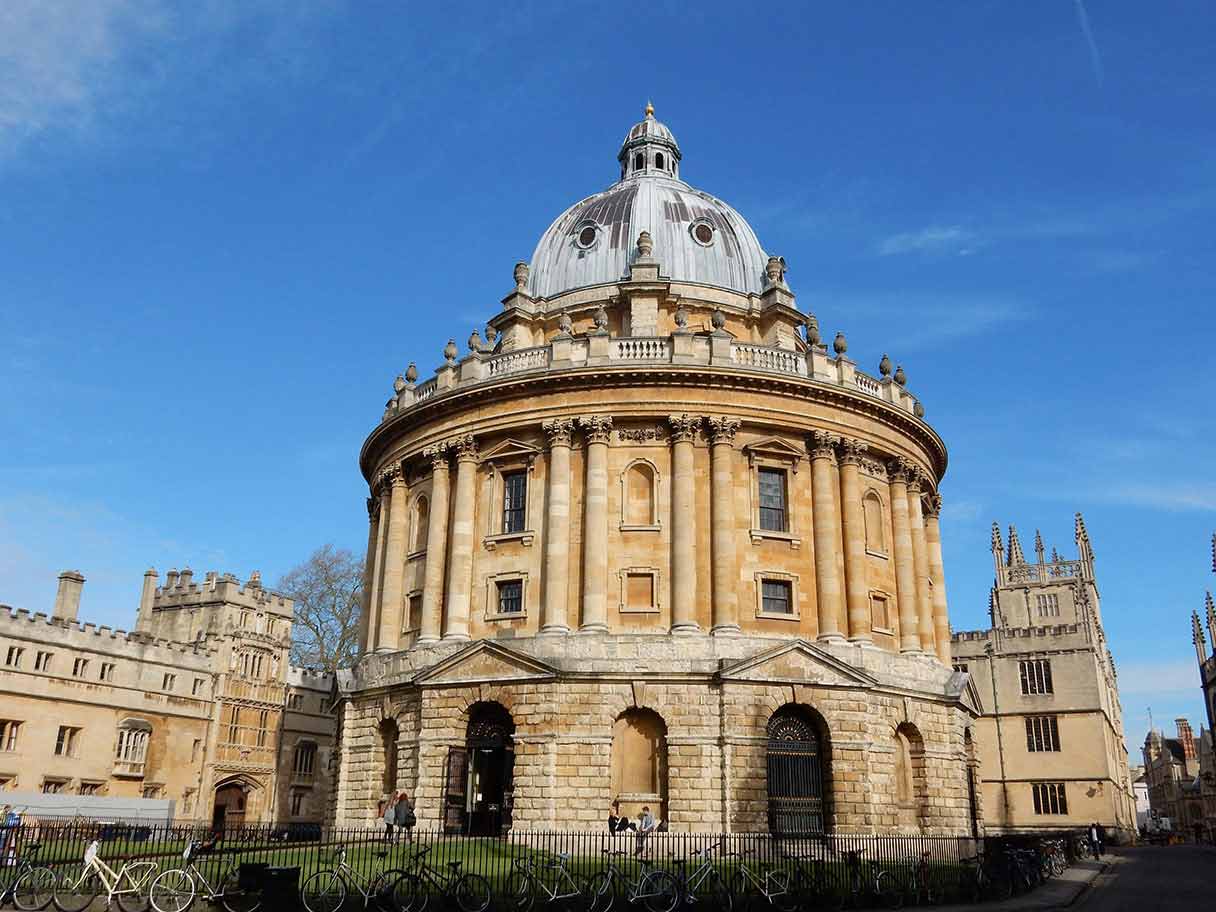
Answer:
527;105;770;300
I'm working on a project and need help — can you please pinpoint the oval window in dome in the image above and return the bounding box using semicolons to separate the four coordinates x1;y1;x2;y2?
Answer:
691;220;715;246
577;225;598;249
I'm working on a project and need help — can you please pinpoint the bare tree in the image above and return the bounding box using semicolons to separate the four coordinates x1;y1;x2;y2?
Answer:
277;544;362;671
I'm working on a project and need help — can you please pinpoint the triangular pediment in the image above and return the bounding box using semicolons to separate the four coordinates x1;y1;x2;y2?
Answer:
479;438;541;465
412;640;558;687
718;639;877;689
950;670;984;715
742;437;806;467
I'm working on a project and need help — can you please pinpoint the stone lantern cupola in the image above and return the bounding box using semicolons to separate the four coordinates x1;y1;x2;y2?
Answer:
618;102;682;180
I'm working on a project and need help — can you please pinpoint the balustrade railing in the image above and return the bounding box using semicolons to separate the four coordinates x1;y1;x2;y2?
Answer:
854;372;883;397
730;342;807;376
612;337;669;361
413;378;438;402
486;346;549;377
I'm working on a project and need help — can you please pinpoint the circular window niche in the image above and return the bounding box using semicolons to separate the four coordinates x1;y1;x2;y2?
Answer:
690;220;715;246
576;224;599;249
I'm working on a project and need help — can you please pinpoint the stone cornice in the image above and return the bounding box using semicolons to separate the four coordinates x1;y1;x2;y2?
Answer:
363;364;947;481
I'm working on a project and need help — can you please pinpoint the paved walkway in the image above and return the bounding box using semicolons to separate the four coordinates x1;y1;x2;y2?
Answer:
1071;845;1215;911
933;857;1110;912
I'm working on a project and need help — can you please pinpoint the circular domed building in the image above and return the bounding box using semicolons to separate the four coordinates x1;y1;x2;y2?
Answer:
331;106;981;836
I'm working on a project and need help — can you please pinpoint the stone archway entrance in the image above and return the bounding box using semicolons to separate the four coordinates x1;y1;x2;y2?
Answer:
443;702;515;836
212;781;247;831
766;704;828;835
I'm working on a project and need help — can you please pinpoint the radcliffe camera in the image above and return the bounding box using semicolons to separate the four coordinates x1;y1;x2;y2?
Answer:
0;3;1212;911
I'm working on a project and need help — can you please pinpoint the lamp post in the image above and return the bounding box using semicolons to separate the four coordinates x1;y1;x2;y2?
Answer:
986;640;1010;831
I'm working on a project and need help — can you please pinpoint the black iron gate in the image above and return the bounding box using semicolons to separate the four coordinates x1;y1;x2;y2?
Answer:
766;709;824;834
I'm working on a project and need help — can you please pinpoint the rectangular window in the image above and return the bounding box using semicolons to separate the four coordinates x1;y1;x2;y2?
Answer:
290;790;305;817
73;657;89;677
761;579;793;615
407;594;423;631
256;709;270;748
497;579;523;614
1035;594;1060;618
228;707;241;743
1025;716;1061;752
191;739;202;763
162;673;176;692
192;678;205;696
1019;659;1054;695
42;779;66;794
54;726;80;757
953;663;969;674
79;782;102;796
35;651;53;672
142;786;161;800
288;693;302;710
100;662;115;682
0;719;20;751
294;742;317;775
758;468;788;532
870;595;890;631
1031;782;1068;815
502;472;527;533
5;646;24;668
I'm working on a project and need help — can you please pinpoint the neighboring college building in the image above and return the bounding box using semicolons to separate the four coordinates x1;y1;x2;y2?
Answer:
329;105;982;836
1129;765;1150;832
951;516;1137;841
0;569;335;825
1142;719;1212;841
1186;531;1216;840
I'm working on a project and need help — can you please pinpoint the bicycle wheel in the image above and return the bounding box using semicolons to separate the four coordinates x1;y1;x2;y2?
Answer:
690;869;731;912
638;870;678;912
874;871;904;910
729;872;754;912
390;874;426;912
372;869;410;912
767;870;798;912
218;867;262;912
53;866;102;912
300;870;346;912
150;869;195;912
116;870;154;912
12;866;56;912
453;873;491;912
504;871;535;912
584;870;614;912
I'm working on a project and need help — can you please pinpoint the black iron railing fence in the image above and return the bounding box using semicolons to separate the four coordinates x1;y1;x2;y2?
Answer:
0;822;1083;908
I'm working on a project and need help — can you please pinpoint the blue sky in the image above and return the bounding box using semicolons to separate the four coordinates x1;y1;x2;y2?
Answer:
2;1;1213;753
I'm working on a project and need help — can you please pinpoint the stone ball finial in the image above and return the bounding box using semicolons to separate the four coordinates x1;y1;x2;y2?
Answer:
711;308;726;331
879;353;892;377
914;401;925;418
405;362;419;384
393;375;406;394
805;313;820;346
557;311;573;335
513;261;529;290
593;304;608;331
468;329;483;352
637;231;653;257
894;365;907;387
443;339;458;364
674;304;689;330
833;331;847;355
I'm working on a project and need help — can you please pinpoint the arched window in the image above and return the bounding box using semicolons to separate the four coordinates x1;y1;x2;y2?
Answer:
115;719;151;771
655;152;665;170
864;491;886;554
634;152;644;172
611;708;668;823
622;460;658;528
766;704;829;834
411;496;430;552
380;719;399;794
964;728;979;838
895;723;927;830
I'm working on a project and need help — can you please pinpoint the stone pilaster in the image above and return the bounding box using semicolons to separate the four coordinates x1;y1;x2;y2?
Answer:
707;417;741;635
541;419;574;635
377;464;408;652
358;493;380;655
925;493;952;665
668;414;702;634
366;473;391;652
837;437;872;644
907;469;936;658
578;415;613;632
417;445;451;645
888;458;921;654
443;434;478;641
810;431;844;641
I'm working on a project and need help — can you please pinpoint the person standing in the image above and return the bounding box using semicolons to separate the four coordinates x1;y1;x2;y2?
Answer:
1095;823;1106;857
1088;822;1100;858
1;805;20;866
634;806;656;857
383;795;397;840
394;791;416;842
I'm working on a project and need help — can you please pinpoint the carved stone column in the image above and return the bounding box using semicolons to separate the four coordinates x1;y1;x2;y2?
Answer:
810;431;844;641
925;492;952;664
361;488;385;654
668;414;702;634
417;445;451;645
837;438;872;644
378;464;408;652
907;469;936;658
888;459;921;654
541;419;574;635
707;417;741;635
578;416;613;633
443;435;478;641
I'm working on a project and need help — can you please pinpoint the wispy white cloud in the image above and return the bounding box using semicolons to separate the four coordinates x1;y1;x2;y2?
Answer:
1118;659;1202;695
1073;0;1106;88
816;292;1031;349
877;226;979;257
1102;483;1216;512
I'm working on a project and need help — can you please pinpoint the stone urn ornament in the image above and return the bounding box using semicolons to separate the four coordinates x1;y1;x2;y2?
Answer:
443;339;458;364
894;365;907;387
513;261;529;291
593;304;609;331
711;308;726;332
674;304;689;330
805;314;821;346
468;329;483;351
833;332;848;356
405;362;418;384
637;231;653;257
557;312;573;336
393;375;406;394
879;353;892;377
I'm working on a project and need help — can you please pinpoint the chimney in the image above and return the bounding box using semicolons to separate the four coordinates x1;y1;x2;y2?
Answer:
165;569;180;590
1176;718;1196;760
179;567;194;589
52;570;85;622
136;568;158;631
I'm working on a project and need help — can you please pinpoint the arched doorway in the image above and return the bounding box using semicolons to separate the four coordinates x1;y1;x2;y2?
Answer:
766;704;829;835
380;719;399;795
443;702;515;836
610;708;668;824
211;780;248;831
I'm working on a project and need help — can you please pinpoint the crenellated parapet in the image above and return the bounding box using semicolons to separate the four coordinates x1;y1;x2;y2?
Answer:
0;604;219;665
151;568;294;615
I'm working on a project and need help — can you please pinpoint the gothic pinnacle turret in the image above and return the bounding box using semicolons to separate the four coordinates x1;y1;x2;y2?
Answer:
1195;610;1209;666
1034;529;1045;564
1008;525;1026;566
991;522;1006;576
1206;590;1216;651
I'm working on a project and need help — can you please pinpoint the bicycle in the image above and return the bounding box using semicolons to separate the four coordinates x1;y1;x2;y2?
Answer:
504;852;586;912
299;844;411;912
148;839;261;912
584;848;679;912
838;849;902;910
394;846;490;912
956;855;1010;903
53;839;159;912
725;849;798;912
898;851;937;907
782;851;843;911
669;842;730;912
0;840;56;911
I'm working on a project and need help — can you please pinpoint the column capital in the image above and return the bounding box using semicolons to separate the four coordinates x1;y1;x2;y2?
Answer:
366;496;380;520
578;414;614;444
706;416;741;445
422;441;451;469
887;456;915;484
542;418;575;448
836;437;868;466
925;492;943;518
376;462;403;494
906;466;927;494
809;429;840;461
667;413;702;443
450;433;479;462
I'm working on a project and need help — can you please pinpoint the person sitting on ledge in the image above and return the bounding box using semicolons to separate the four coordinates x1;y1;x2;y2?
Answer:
635;806;658;857
607;800;635;835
